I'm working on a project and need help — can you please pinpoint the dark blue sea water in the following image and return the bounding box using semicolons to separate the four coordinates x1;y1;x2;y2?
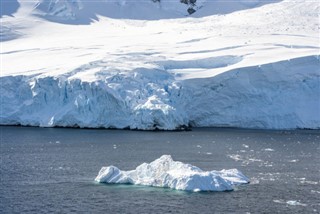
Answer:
1;126;319;213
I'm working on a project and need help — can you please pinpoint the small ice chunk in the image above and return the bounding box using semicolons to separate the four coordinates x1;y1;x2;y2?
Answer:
95;155;249;192
286;200;307;206
273;199;306;206
228;154;243;161
248;158;262;162
300;180;318;185
273;199;285;204
264;148;274;152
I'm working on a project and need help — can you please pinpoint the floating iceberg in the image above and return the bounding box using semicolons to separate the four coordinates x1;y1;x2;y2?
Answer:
95;155;249;192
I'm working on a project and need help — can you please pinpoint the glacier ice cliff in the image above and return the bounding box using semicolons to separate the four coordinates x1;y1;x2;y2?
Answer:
0;68;187;130
95;155;250;192
1;56;319;130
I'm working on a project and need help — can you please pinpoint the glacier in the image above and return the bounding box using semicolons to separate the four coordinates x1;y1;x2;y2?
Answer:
1;56;319;130
95;155;250;192
1;0;320;130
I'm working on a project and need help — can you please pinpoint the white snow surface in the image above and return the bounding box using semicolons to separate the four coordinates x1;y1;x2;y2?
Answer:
1;0;320;130
95;155;249;191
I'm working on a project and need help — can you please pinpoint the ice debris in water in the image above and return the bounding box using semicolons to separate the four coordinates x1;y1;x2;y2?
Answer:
273;199;307;206
95;155;249;192
286;200;307;206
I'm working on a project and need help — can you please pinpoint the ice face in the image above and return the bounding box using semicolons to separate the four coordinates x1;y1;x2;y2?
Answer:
95;155;249;192
1;1;319;130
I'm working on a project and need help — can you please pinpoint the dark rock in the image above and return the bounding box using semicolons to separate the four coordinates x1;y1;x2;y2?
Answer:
187;7;196;15
180;0;189;5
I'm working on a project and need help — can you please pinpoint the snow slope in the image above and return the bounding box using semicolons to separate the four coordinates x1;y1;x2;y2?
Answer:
0;0;280;22
1;0;319;130
95;155;249;191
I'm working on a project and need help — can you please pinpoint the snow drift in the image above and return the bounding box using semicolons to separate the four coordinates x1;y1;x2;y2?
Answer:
185;56;320;129
95;155;249;191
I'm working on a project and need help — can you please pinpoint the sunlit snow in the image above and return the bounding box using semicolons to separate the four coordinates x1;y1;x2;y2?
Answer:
1;0;319;130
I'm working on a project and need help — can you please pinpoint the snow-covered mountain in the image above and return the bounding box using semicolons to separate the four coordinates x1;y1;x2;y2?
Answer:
34;0;202;20
1;0;319;130
1;0;280;22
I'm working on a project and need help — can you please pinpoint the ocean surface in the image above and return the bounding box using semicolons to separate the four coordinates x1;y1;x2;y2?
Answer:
1;126;319;213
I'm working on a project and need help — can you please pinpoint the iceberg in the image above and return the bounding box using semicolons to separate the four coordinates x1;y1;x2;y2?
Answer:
95;155;249;192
